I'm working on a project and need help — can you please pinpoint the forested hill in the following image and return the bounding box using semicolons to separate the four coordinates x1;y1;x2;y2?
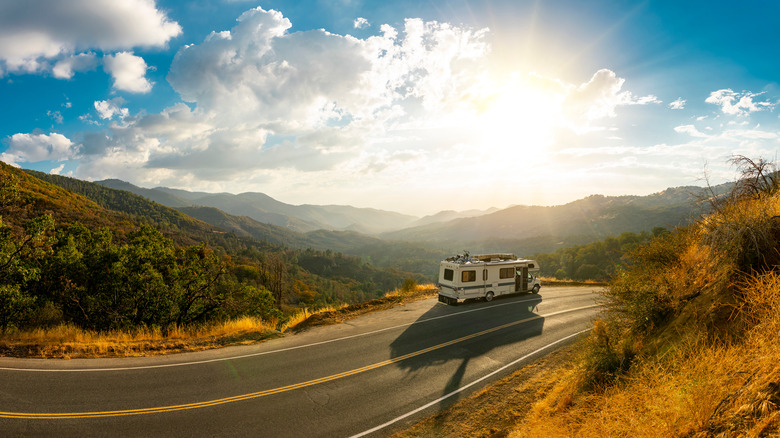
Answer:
1;162;419;333
382;188;722;245
21;168;227;247
25;169;386;254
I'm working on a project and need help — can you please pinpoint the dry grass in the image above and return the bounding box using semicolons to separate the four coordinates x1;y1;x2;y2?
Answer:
0;283;439;358
539;277;609;287
287;284;438;332
0;316;281;358
510;222;780;437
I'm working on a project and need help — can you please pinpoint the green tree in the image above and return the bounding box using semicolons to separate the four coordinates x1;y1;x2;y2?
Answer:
0;214;55;332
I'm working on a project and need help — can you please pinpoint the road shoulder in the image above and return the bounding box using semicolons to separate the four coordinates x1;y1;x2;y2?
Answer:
389;339;581;437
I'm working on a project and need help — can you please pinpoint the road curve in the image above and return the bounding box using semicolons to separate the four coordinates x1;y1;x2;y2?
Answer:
0;286;600;437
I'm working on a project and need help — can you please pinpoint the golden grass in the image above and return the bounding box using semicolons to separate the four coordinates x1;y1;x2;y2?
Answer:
513;269;780;437
285;283;438;332
280;304;349;332
0;316;279;358
538;277;609;286
0;283;439;358
505;191;780;437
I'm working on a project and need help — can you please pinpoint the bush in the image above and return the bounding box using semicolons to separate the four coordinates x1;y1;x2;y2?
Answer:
602;229;692;334
580;319;637;390
401;277;417;293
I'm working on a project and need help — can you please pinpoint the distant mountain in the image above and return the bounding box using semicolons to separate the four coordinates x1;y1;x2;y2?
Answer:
383;186;721;248
177;206;382;253
407;207;500;228
96;181;419;234
182;191;325;232
97;179;194;208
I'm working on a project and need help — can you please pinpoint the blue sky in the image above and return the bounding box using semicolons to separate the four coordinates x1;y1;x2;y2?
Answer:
1;0;779;215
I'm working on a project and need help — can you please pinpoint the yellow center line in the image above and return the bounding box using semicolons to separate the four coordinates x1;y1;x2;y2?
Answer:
0;304;598;420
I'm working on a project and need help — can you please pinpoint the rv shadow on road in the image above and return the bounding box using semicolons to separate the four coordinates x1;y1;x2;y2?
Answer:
389;293;544;414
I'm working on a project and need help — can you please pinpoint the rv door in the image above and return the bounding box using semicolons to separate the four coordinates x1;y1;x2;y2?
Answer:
515;267;529;292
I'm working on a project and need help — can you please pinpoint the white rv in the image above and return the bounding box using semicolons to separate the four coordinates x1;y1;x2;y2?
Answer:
437;253;541;305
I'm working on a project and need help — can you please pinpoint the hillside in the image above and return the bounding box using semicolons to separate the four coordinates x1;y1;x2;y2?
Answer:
383;187;721;248
177;205;383;253
97;180;419;234
507;158;780;436
403;207;500;228
0;163;421;334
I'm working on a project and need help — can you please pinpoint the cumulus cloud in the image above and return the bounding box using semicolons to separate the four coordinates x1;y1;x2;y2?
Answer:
354;17;370;29
103;52;153;93
705;89;774;115
561;69;659;132
1;132;76;165
94;98;129;120
50;6;681;211
52;52;98;79
148;7;489;177
0;0;180;76
669;98;686;110
674;124;708;138
50;163;65;175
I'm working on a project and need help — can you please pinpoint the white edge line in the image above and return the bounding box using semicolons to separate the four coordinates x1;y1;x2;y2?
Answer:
0;295;595;372
348;328;593;438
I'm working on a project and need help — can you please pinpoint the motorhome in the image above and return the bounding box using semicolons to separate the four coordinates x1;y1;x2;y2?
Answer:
437;253;541;305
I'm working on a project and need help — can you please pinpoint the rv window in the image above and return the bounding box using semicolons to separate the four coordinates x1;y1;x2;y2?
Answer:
483;269;488;281
461;270;476;282
499;267;514;279
443;269;454;281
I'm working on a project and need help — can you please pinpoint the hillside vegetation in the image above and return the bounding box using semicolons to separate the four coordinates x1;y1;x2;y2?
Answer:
1;163;421;336
532;229;666;281
382;186;714;246
512;156;780;436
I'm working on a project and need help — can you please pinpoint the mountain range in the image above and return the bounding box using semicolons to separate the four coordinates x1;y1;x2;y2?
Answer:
96;179;717;249
17;169;728;277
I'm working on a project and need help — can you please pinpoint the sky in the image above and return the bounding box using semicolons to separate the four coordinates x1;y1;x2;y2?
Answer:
1;0;779;216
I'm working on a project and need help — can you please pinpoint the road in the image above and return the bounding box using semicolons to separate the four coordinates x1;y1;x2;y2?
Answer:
0;286;600;437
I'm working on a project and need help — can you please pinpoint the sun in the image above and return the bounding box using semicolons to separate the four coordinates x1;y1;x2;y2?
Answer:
476;79;562;161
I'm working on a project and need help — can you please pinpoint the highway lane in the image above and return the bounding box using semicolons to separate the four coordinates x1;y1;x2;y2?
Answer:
0;286;600;437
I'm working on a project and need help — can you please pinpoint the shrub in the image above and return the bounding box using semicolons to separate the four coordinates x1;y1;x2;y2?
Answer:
580;319;636;390
401;277;417;293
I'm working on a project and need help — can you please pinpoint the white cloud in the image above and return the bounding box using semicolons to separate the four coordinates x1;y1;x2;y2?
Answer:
56;7;698;213
47;110;63;124
674;124;708;138
354;17;370;29
669;98;686;110
50;163;65;175
153;7;490;177
705;89;774;115
1;132;76;165
103;51;153;93
561;69;659;132
0;0;180;76
94;98;129;120
52;52;98;78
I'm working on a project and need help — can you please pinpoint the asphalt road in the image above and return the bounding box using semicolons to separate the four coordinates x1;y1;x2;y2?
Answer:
0;286;600;437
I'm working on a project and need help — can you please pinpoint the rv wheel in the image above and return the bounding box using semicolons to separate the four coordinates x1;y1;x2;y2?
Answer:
532;284;540;294
485;291;494;302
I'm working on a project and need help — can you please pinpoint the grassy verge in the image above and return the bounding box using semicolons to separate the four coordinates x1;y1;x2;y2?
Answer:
391;341;582;438
285;284;438;332
506;159;780;436
513;273;780;437
0;283;438;358
538;277;609;287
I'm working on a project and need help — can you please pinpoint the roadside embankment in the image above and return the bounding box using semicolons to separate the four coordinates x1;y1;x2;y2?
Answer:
0;284;438;359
